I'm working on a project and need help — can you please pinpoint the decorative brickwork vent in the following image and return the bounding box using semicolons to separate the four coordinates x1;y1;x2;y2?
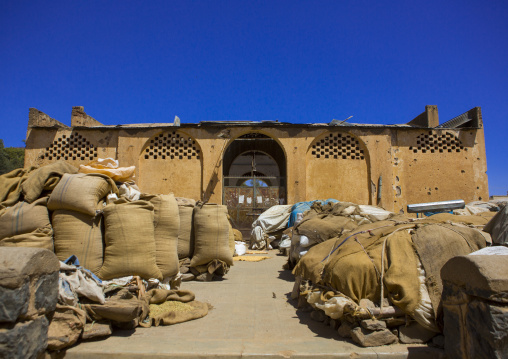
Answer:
311;133;365;160
144;131;200;160
41;132;97;161
410;131;464;154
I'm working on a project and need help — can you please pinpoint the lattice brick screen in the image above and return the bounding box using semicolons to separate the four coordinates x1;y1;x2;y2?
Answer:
144;131;200;160
41;132;97;161
409;131;464;154
311;133;365;160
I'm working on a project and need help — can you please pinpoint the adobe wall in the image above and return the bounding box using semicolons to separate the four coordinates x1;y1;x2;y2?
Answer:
24;107;489;213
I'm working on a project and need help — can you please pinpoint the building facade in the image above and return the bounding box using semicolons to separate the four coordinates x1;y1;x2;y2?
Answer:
24;105;488;232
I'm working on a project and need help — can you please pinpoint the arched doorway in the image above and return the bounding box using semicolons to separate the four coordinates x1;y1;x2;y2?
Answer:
222;133;286;237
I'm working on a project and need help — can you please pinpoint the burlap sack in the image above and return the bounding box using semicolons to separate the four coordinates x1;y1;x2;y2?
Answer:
177;205;194;259
21;161;79;203
191;204;233;267
233;228;243;242
47;304;86;351
52;210;104;274
0;224;54;251
99;200;162;280
48;173;118;216
84;288;149;325
145;289;208;327
228;221;235;256
141;194;180;278
0;197;50;240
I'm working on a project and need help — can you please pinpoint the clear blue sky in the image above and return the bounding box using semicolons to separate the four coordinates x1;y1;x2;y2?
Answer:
1;1;507;195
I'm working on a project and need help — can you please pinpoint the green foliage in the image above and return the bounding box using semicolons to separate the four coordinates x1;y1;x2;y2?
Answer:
0;139;25;175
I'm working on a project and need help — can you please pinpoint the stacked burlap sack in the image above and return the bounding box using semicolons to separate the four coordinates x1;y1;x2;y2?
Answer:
292;213;492;347
0;161;217;351
0;161;238;283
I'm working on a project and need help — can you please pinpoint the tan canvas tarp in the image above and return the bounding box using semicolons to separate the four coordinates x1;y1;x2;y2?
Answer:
294;220;421;315
99;200;162;280
411;223;486;323
293;220;397;285
0;224;53;251
177;205;194;259
191;204;233;267
295;215;358;245
142;194;180;278
52;209;104;274
0;197;50;239
48;173;118;216
418;213;489;227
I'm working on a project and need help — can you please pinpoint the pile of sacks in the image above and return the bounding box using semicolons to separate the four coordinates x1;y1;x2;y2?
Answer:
0;160;238;283
287;201;395;267
291;208;494;347
0;160;240;350
49;255;209;350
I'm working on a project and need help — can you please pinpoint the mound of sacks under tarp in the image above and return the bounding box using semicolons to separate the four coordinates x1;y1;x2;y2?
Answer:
250;199;353;250
0;159;238;349
290;201;495;347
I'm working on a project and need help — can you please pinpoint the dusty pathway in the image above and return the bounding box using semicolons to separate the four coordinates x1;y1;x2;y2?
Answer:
65;251;444;358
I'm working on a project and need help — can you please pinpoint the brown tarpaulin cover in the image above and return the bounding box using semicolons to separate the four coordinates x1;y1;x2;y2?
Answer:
294;218;488;322
295;215;358;245
411;223;486;325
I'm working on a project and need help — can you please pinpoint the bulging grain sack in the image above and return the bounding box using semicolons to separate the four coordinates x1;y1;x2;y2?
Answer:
52;210;104;275
177;204;194;259
0;224;53;251
48;173;118;216
99;199;162;280
141;194;180;278
228;221;235;257
0;197;50;239
191;204;233;267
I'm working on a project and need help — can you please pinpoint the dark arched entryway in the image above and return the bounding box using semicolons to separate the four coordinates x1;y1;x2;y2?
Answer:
222;133;286;237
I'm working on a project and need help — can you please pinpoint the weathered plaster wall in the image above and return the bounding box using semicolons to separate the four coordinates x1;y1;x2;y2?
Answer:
24;107;489;213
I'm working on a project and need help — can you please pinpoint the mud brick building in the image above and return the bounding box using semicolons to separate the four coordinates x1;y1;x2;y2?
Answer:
24;105;488;232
